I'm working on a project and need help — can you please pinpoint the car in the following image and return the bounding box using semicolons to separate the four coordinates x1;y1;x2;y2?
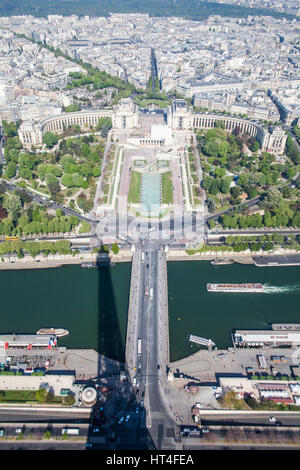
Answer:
157;364;160;370
202;428;210;434
0;429;4;437
86;442;92;448
275;421;282;426
15;428;22;434
269;417;276;423
118;416;124;424
135;406;139;414
140;400;144;408
158;378;161;384
125;414;130;422
93;428;100;433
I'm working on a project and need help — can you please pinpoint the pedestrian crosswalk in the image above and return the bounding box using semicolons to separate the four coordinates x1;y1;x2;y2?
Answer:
143;387;151;428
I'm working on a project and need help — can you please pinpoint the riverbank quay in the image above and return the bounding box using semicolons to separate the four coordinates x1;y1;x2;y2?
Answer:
167;250;254;264
0;250;132;270
53;349;123;380
0;347;123;382
167;249;300;266
253;253;300;266
1;247;300;270
161;346;300;426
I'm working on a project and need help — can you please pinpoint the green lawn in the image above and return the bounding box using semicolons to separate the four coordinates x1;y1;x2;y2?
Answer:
0;389;74;405
128;171;141;204
161;171;173;204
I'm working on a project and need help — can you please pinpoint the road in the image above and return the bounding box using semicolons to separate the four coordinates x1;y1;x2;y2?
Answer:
0;407;91;424
92;131;112;216
127;239;181;449
197;411;300;428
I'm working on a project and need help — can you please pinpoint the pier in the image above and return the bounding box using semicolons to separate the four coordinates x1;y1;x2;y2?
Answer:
272;324;300;331
188;334;215;348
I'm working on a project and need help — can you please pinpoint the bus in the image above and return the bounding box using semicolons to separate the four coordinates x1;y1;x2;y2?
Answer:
5;236;18;241
62;428;80;436
149;288;153;300
257;355;267;369
137;338;142;356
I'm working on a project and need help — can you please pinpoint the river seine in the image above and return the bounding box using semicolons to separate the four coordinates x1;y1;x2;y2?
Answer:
0;261;299;362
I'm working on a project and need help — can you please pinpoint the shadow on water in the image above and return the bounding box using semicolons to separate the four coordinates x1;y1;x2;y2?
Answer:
86;254;155;450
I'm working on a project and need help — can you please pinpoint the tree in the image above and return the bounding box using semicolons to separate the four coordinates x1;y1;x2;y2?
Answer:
220;177;231;194
92;166;101;177
46;173;60;196
61;173;74;188
79;221;91;233
230;186;242;199
209;180;219;196
35;388;47;402
260;188;283;210
2;120;18;137
207;198;215;212
286;136;300;165
64;103;80;113
111;243;119;254
4;162;16;179
3;194;22;221
0;204;8;220
43;132;58;149
96;117;112;132
81;143;90;158
249;140;260;152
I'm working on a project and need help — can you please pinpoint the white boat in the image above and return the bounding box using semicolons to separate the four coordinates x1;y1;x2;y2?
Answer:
36;328;69;337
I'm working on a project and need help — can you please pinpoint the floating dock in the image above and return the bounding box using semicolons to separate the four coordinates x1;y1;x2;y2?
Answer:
233;329;300;347
0;334;58;350
188;334;215;348
272;323;300;331
81;262;96;268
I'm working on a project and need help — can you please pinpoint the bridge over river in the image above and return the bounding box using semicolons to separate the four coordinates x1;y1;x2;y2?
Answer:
125;240;182;449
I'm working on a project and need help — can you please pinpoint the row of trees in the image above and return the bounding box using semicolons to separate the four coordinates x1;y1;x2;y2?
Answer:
187;233;300;255
224;233;300;252
0;188;85;236
286;134;300;165
0;239;72;258
220;206;300;229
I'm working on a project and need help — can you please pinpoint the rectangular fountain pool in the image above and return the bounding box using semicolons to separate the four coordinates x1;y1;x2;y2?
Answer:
141;173;161;215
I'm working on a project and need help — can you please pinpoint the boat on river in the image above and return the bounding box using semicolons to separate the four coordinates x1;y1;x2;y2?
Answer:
36;328;69;337
207;283;264;293
210;259;234;265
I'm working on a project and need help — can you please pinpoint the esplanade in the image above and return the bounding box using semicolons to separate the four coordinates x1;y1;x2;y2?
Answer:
18;97;287;154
